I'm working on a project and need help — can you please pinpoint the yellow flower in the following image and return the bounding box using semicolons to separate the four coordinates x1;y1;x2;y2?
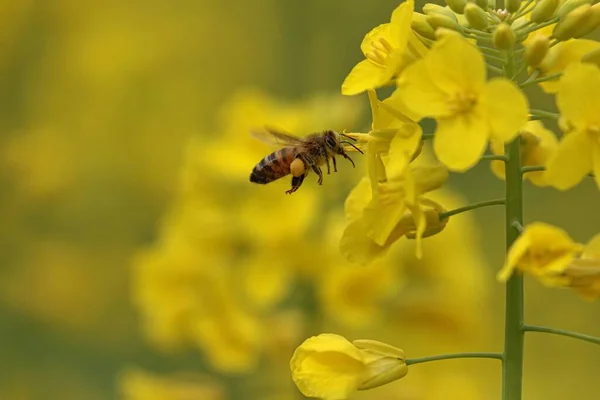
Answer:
341;0;427;95
119;369;224;400
497;222;584;282
535;39;600;93
394;34;529;171
290;334;407;400
545;63;600;190
490;121;558;187
561;233;600;300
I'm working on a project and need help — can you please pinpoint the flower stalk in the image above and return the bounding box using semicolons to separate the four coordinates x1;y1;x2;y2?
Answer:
406;352;503;366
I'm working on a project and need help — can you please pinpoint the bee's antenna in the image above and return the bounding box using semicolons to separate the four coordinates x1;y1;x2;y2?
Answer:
342;140;364;154
340;133;357;142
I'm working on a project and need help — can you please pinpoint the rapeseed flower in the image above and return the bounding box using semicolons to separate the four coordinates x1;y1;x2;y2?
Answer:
545;63;600;190
290;334;407;399
497;222;584;283
341;0;427;95
393;34;529;171
564;233;600;300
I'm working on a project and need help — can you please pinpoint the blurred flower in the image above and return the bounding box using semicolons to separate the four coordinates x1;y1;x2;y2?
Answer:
563;233;600;300
545;63;600;190
490;121;558;187
395;34;529;171
290;334;407;399
497;222;584;283
341;0;427;95
119;369;224;400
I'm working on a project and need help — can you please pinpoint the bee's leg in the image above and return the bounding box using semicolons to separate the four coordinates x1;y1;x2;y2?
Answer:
312;165;323;185
341;152;355;168
286;174;305;195
325;157;331;174
332;156;337;172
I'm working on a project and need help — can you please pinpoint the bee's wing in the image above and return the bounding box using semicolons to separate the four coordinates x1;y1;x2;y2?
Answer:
250;126;307;146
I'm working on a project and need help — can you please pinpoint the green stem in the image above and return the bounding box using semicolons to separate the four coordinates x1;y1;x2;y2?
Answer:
529;109;559;120
481;154;508;161
521;165;545;173
438;199;506;220
422;132;434;140
406;352;503;366
523;325;600;346
488;64;505;75
519;72;562;88
503;135;525;400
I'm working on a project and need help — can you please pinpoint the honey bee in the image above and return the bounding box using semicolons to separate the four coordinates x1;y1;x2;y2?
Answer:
249;127;363;194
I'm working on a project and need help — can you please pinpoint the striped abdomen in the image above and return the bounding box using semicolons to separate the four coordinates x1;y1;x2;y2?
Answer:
250;147;299;184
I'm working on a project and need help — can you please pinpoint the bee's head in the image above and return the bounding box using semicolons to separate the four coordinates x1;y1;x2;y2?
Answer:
324;130;342;153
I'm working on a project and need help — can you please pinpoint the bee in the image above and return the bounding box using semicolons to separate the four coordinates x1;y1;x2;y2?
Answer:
249;127;363;194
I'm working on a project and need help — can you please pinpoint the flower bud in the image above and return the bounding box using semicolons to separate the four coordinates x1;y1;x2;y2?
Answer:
411;164;449;193
468;0;489;9
557;0;591;18
405;206;448;240
531;0;560;22
427;13;462;31
352;339;408;390
423;4;459;20
412;13;437;40
445;0;467;14
493;23;516;49
464;3;489;29
553;4;591;40
524;35;550;67
582;47;600;68
506;0;521;13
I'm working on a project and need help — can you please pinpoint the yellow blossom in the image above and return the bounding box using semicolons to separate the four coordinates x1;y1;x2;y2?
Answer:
290;334;407;400
490;121;558;186
535;39;600;93
561;233;600;300
341;0;427;95
545;63;600;190
497;222;584;282
394;34;529;171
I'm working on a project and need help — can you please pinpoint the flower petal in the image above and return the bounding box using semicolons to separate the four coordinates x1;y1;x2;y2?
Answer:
395;59;450;119
482;79;529;141
360;24;391;57
342;60;387;96
594;141;600;190
556;63;600;129
544;130;593;190
345;178;372;222
434;111;489;172
290;334;366;400
425;34;486;97
389;0;414;49
497;233;531;281
340;218;389;265
539;39;600;93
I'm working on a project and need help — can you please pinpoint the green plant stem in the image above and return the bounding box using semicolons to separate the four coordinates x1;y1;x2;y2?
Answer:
529;109;559;119
438;199;506;220
488;64;504;75
503;136;525;400
520;72;562;88
481;154;508;161
523;325;600;346
521;165;545;173
406;352;503;366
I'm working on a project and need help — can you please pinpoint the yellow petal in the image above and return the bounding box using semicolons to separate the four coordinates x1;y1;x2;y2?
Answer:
360;24;391;57
594;142;600;190
389;0;415;49
345;178;372;223
483;78;530;141
342;59;387;96
290;334;366;400
434;111;489;172
556;62;600;128
489;138;506;180
545;130;593;190
340;218;389;265
395;59;451;119
583;233;600;259
539;39;600;93
521;121;558;186
425;34;486;97
497;234;531;281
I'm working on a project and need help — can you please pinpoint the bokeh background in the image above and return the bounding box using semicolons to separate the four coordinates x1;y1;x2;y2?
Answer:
1;1;599;399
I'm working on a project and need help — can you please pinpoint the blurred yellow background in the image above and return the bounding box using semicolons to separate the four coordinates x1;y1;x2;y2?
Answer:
1;1;599;399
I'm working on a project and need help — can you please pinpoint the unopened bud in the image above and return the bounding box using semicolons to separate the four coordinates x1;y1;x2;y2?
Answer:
465;3;489;29
582;47;600;68
469;0;488;9
405;207;448;239
557;0;591;18
493;23;516;49
412;13;437;40
553;4;591;40
434;27;464;40
427;13;462;31
411;164;449;193
445;0;467;14
423;4;459;21
531;0;560;22
506;0;521;13
524;35;550;67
